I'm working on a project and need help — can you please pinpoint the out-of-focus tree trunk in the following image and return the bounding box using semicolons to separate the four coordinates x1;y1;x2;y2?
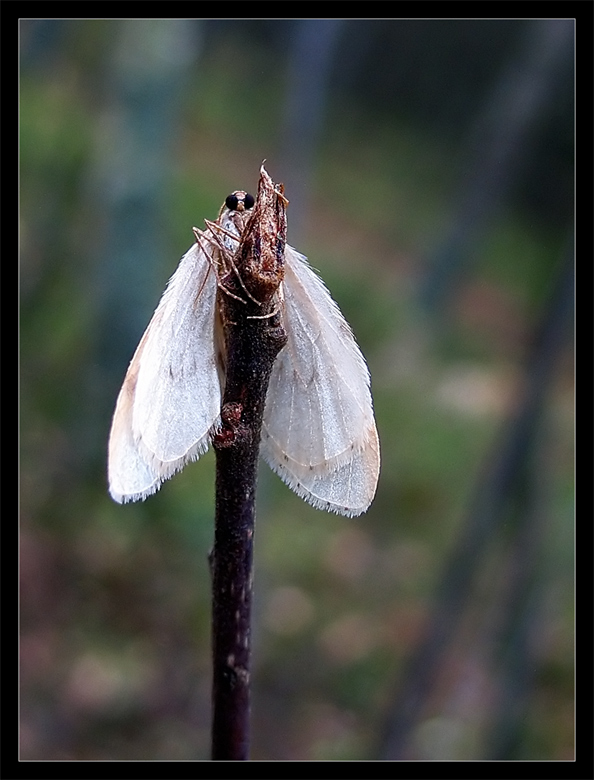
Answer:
421;19;574;318
279;20;344;243
378;235;573;759
88;20;199;447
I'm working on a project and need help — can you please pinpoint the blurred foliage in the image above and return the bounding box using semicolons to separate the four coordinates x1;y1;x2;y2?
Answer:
20;20;574;761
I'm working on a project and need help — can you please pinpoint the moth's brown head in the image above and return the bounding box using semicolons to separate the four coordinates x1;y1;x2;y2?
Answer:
225;191;255;213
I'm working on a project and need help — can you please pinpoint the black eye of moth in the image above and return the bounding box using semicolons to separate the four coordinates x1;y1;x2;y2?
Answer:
244;193;255;209
225;194;239;211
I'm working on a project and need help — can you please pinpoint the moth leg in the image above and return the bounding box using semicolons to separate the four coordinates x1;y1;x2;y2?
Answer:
246;308;280;320
203;218;242;246
203;219;264;308
246;302;281;320
274;185;289;207
192;227;248;305
246;285;284;319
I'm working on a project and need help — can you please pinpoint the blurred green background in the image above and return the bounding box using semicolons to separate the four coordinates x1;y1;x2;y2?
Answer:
20;19;574;761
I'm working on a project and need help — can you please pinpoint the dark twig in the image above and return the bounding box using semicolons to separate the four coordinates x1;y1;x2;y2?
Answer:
210;167;288;761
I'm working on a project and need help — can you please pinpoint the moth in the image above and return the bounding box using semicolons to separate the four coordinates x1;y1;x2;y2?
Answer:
108;166;380;516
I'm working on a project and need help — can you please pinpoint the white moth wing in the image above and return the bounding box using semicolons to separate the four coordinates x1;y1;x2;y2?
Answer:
261;246;380;517
108;241;222;503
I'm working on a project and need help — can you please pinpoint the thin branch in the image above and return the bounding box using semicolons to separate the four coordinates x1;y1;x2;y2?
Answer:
210;167;288;761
